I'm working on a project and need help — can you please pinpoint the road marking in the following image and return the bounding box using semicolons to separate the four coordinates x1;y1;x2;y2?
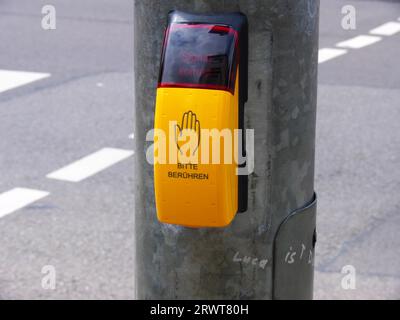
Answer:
336;35;381;49
46;148;134;182
0;70;50;93
370;21;400;36
0;188;49;219
318;48;348;63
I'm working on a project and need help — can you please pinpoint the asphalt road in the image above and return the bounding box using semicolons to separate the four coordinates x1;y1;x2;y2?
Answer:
0;0;399;299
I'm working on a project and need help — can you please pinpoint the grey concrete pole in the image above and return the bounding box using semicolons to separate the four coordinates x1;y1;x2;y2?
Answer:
133;0;319;299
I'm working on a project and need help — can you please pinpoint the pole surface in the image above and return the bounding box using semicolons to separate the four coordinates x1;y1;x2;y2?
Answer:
133;0;319;299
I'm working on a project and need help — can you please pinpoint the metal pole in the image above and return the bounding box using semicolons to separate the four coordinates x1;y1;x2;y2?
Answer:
133;0;319;299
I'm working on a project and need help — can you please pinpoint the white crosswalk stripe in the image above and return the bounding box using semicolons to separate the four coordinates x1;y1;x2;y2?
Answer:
318;48;347;63
370;21;400;36
0;188;50;219
336;35;382;49
0;70;50;93
46;148;134;182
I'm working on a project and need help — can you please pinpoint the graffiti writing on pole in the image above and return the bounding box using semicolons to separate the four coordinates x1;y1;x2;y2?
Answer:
284;243;314;266
233;251;269;269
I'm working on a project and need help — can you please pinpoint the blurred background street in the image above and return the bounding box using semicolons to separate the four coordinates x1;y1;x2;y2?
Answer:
0;0;399;299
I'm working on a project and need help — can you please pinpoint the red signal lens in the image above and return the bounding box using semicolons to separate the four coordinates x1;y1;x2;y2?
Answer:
158;23;239;94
